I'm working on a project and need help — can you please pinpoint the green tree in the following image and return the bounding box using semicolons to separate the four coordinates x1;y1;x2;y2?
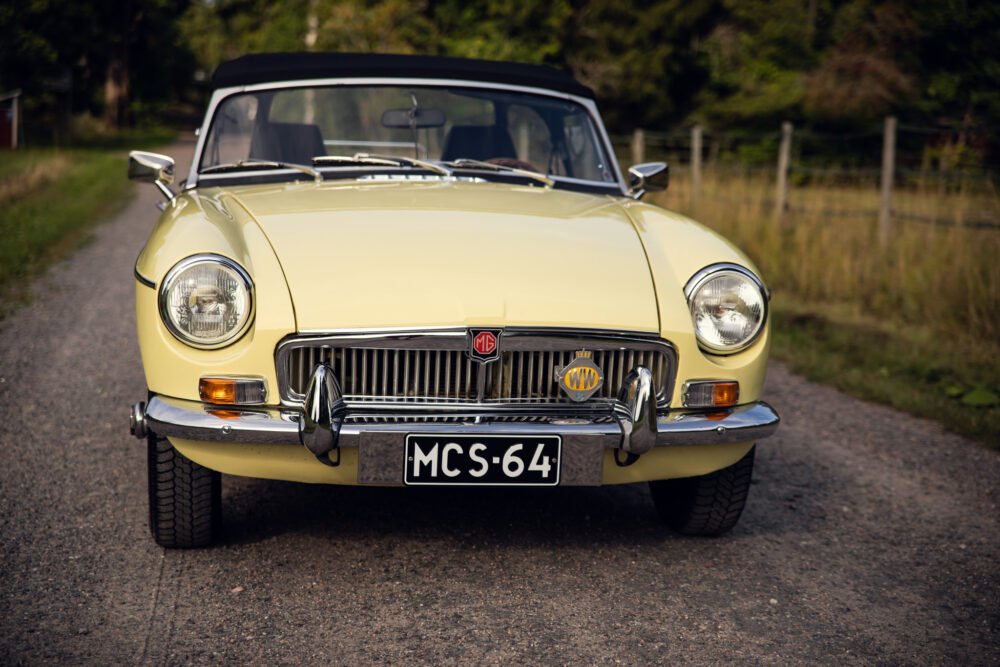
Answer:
429;0;572;64
908;0;1000;128
0;0;192;133
567;0;719;130
695;0;814;126
180;0;311;74
804;1;916;122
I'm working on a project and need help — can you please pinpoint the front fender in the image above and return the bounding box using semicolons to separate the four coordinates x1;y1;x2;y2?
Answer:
620;201;771;406
135;189;296;405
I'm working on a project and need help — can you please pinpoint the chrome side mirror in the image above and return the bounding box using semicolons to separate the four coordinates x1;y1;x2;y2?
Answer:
627;162;669;199
129;150;176;203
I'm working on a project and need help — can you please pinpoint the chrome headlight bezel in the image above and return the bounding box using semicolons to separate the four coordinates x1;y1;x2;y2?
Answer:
157;254;255;349
684;263;769;355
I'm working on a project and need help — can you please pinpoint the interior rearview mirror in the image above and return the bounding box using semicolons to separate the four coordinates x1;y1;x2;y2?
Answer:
381;108;446;129
627;162;669;199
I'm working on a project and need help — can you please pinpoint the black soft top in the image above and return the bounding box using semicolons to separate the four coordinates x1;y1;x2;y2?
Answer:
212;52;595;99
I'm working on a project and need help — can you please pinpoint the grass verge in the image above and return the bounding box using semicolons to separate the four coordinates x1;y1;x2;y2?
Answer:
649;171;999;446
770;300;999;447
0;129;175;312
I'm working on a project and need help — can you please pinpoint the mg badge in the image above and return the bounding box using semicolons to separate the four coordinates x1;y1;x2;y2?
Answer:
468;329;502;363
557;351;605;402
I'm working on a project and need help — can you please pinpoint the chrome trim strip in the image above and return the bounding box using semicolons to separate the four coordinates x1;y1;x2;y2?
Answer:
683;262;768;302
197;169;319;184
134;265;155;289
141;395;779;448
274;327;678;408
295;325;659;336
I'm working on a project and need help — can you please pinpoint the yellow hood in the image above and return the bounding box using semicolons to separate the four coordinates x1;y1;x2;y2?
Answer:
226;180;660;333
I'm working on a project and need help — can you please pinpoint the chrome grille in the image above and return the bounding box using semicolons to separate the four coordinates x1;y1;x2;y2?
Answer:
344;414;618;424
288;347;481;400
278;331;675;407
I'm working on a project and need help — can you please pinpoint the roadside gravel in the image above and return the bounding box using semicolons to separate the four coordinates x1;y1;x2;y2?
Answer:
1;140;997;665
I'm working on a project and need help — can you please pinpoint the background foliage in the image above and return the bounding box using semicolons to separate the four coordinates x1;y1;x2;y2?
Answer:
2;0;998;161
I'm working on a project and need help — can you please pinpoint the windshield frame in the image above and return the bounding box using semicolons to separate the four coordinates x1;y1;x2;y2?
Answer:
188;78;627;195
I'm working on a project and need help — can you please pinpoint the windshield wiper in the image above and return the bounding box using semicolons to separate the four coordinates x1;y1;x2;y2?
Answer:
201;159;322;183
445;158;554;187
313;153;452;177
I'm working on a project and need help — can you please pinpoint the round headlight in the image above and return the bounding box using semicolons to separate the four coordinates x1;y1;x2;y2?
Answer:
158;254;253;348
685;264;767;354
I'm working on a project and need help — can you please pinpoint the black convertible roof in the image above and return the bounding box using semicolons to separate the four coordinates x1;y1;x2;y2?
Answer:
212;52;595;99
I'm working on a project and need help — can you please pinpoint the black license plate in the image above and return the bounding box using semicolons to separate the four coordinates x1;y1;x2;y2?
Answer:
403;434;561;486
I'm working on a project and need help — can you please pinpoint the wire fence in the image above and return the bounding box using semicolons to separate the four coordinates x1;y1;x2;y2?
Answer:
612;121;1000;233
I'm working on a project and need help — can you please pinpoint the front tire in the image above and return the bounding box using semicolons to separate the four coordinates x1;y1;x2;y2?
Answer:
648;445;755;537
148;434;222;548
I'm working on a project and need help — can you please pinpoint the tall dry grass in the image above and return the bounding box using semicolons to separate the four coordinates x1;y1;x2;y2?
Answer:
0;153;71;208
649;169;1000;341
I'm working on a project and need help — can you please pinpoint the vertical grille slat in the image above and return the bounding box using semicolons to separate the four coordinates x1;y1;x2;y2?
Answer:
403;350;410;398
361;349;368;396
444;351;452;398
392;350;399;398
285;338;672;405
381;349;388;397
421;350;432;398
503;353;514;399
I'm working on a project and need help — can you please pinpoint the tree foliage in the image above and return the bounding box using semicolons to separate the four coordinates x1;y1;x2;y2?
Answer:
1;0;998;158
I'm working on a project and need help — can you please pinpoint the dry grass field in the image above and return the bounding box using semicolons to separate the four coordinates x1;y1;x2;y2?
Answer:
649;169;1000;444
655;170;999;337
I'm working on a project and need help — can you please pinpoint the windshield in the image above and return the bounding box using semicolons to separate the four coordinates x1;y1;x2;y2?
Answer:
199;85;616;184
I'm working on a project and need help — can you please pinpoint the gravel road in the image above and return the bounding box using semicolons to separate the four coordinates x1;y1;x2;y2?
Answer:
1;139;997;665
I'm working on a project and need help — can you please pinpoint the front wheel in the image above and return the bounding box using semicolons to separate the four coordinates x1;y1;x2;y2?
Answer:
648;445;755;537
148;434;222;548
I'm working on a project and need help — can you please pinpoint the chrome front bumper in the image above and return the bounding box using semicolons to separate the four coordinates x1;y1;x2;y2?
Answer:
133;362;778;476
133;395;780;450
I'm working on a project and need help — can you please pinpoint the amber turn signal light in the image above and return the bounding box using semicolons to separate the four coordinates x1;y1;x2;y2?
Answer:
683;380;740;408
198;377;267;405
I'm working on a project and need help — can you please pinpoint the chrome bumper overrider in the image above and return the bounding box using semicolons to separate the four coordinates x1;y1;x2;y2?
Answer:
132;364;780;463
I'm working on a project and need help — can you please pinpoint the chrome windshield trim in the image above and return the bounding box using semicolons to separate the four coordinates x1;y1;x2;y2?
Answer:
197;169;318;184
142;395;778;447
189;78;626;193
274;326;678;409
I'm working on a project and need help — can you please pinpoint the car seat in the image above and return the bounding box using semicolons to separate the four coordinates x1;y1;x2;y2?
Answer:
440;125;517;162
249;122;326;165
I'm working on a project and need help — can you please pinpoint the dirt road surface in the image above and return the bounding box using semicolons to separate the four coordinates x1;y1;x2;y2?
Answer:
1;140;997;665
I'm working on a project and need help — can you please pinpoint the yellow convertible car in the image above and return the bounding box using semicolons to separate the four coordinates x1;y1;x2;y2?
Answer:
128;53;779;547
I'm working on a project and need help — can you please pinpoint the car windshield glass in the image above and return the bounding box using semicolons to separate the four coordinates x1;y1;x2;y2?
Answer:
199;85;616;184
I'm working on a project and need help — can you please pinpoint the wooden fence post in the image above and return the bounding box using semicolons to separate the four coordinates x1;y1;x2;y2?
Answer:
691;124;703;208
775;121;793;225
631;128;645;165
879;116;897;247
